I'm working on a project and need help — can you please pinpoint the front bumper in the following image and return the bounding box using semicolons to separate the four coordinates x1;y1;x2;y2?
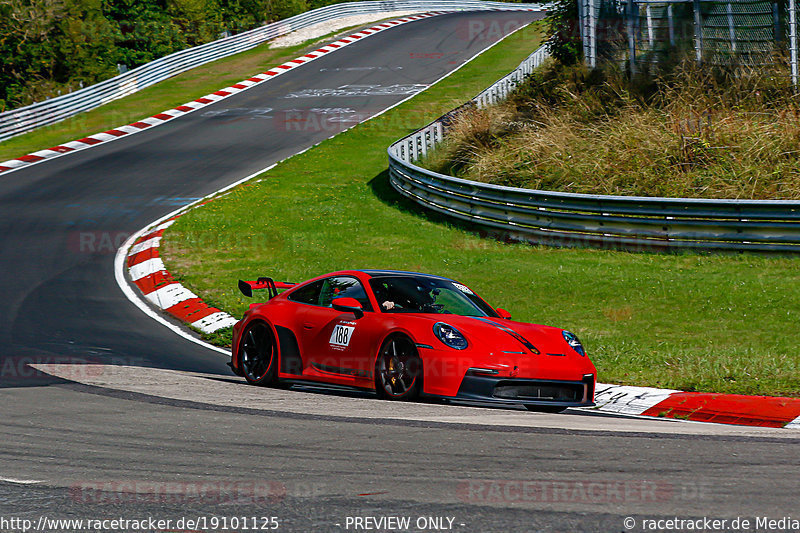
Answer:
455;371;595;407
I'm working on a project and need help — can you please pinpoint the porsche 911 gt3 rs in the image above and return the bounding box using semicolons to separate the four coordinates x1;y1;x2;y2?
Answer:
229;270;596;411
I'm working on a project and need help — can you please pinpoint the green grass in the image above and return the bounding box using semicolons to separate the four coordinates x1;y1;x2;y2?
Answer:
0;27;363;163
160;25;799;397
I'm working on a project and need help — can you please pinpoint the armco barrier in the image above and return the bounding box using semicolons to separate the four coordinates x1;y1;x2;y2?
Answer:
388;46;800;253
0;0;546;142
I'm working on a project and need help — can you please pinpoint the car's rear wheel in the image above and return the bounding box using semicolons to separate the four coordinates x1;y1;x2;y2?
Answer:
239;321;278;386
375;336;422;401
525;405;567;413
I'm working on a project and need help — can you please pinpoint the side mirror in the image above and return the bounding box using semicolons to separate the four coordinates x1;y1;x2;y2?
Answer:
496;308;512;320
332;297;364;319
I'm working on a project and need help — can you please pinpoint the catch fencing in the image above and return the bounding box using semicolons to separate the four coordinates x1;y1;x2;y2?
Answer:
0;0;545;142
388;44;800;253
578;0;798;84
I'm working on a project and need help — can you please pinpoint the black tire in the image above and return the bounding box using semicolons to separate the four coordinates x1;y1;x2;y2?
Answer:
525;405;567;414
375;335;422;401
238;321;278;386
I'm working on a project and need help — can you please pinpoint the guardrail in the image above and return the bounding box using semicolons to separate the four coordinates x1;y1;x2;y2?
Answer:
388;45;800;254
0;0;545;142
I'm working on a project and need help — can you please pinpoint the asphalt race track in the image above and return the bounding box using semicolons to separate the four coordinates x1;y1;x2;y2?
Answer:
1;11;798;533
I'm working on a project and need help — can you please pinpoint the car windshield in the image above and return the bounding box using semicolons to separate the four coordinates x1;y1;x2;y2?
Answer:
368;275;498;317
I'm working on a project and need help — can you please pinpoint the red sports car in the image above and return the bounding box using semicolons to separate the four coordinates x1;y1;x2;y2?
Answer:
229;270;596;412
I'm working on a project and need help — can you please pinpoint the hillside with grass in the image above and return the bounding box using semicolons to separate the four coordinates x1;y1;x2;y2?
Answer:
423;60;800;200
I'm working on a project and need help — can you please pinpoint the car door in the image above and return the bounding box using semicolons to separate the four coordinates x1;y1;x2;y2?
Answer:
281;278;326;376
299;275;380;384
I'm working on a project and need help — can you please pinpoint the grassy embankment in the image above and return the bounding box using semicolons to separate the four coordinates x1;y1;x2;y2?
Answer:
153;27;800;397
424;60;800;199
0;27;363;163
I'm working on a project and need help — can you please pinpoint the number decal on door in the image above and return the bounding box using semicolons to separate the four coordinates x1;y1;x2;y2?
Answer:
329;325;355;347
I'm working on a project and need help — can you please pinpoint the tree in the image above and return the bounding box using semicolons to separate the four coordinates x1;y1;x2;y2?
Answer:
545;0;582;65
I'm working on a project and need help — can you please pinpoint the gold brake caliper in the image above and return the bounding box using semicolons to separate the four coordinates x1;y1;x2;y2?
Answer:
389;358;396;385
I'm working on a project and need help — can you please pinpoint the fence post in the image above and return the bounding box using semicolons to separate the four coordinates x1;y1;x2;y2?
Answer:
627;0;637;73
589;0;597;68
578;0;588;63
694;0;703;62
727;3;736;53
668;4;675;46
792;0;799;88
646;6;654;50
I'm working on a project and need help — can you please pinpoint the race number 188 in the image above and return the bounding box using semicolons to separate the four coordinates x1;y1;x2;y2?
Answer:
330;325;354;347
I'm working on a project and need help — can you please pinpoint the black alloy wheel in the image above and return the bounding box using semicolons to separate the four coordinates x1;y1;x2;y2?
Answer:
375;336;422;400
239;321;278;386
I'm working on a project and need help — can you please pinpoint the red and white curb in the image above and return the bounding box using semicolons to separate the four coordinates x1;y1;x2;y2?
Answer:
592;384;800;429
0;11;460;175
126;215;240;335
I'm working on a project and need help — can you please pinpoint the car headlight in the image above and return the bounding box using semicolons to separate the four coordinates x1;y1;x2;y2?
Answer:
433;322;468;350
562;330;585;356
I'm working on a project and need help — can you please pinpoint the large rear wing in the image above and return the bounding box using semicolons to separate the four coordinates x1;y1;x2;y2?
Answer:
238;277;296;299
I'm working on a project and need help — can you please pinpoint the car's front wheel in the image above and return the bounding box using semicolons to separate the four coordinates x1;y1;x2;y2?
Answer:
239;321;278;386
375;336;422;401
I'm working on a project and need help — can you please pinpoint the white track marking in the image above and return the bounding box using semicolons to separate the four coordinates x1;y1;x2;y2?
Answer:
152;219;176;232
0;477;44;484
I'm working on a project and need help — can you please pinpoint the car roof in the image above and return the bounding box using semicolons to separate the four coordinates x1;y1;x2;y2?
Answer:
357;269;454;281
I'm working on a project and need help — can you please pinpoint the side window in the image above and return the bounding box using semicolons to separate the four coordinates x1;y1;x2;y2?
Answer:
319;276;373;312
287;279;324;305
